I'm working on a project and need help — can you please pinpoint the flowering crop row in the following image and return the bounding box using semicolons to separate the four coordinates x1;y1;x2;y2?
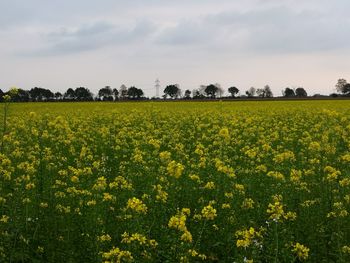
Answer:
0;101;350;262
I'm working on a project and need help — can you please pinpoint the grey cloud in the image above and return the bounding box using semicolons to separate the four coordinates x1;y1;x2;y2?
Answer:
156;21;212;45
163;5;350;53
32;20;157;56
0;0;124;29
241;7;350;53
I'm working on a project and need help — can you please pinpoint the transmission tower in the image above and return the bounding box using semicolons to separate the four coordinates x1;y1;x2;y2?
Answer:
155;79;160;98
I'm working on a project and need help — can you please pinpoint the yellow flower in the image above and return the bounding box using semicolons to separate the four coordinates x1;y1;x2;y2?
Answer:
308;141;321;152
181;208;191;216
25;183;35;190
273;150;295;163
159;151;171;162
267;171;285;181
235;227;263;248
153;184;168;203
92;176;107;191
204;181;215;189
324;166;341;182
167;160;184;179
340;154;350;162
222;203;231;209
292;242;309;260
168;213;187;232
342;245;350;254
122;232;145;245
168;208;192;242
102;247;133;262
86;200;96;206
188;249;206;260
267;195;296;222
97;234;112;242
103;192;114;202
219;127;229;139
290;169;302;183
234;184;245;194
70;176;79;183
189;174;201;182
327;202;348;218
40;202;48;208
37;246;44;253
126;197;147;214
241;198;255;209
109;176;133;190
181;230;193;243
0;215;9;223
201;204;217;220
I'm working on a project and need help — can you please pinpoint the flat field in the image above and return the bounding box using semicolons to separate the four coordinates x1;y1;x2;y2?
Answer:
1;101;350;262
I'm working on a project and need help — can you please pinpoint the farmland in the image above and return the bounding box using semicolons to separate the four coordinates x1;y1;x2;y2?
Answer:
1;101;350;262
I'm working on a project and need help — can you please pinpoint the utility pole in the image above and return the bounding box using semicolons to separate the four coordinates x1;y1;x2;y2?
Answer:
155;79;160;98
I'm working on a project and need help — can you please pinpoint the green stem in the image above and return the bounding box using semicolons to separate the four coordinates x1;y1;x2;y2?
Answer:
274;222;279;263
1;102;8;152
194;220;207;250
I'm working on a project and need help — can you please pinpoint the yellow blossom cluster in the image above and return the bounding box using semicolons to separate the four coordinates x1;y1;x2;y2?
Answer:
168;208;192;243
1;101;350;262
126;197;148;214
235;227;263;248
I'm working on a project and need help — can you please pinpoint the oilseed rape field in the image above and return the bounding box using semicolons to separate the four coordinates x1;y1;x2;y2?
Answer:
1;101;350;262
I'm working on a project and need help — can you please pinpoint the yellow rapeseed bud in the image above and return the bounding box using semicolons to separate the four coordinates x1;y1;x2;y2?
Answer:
201;204;217;220
126;197;147;214
292;242;310;260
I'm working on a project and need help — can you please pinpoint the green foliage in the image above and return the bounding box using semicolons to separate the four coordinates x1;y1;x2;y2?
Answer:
0;101;350;262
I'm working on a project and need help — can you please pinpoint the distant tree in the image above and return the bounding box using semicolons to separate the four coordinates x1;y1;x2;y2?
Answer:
265;85;273;98
256;89;264;97
245;87;256;97
205;84;219;98
192;89;204;99
335;78;348;94
295;87;307;97
283;87;295;97
112;88;119;101
192;86;206;99
74;87;93;101
164;84;180;99
343;84;350;95
215;83;224;98
257;85;273;98
29;87;54;101
44;89;54;100
184;89;191;99
228;86;239;97
64;88;76;100
199;85;207;96
0;89;4;102
127;86;144;99
12;89;30;102
127;86;137;99
98;86;113;101
29;87;41;101
119;84;128;100
54;92;63;101
136;88;144;99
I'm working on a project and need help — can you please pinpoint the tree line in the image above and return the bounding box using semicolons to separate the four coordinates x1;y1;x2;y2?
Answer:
0;79;349;102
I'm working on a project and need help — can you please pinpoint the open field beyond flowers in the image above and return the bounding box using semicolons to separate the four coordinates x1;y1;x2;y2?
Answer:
1;101;350;262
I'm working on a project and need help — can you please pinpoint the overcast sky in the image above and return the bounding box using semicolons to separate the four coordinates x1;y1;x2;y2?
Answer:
1;0;349;96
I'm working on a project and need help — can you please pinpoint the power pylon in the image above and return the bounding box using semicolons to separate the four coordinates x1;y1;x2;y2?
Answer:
155;79;160;98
